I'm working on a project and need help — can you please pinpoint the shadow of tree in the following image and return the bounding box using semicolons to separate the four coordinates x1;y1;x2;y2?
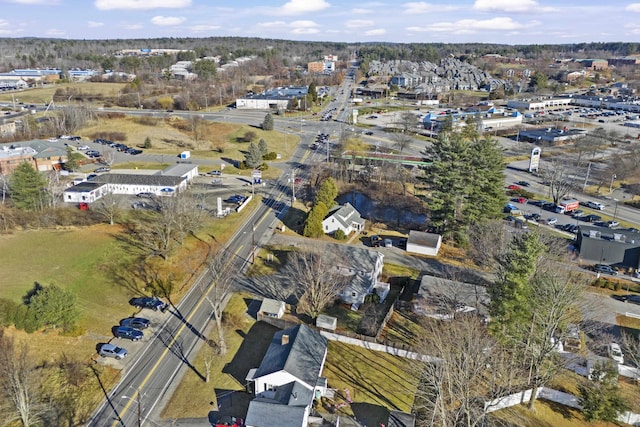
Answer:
222;321;280;386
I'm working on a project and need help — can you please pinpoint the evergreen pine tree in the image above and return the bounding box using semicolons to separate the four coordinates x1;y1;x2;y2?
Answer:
244;142;264;168
258;138;268;157
262;113;274;131
10;162;47;210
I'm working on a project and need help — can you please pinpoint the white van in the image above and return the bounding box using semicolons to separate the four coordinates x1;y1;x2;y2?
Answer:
587;201;605;210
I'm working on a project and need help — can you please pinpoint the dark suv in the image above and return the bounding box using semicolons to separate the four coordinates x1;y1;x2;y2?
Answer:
130;297;168;312
120;317;150;330
114;326;143;341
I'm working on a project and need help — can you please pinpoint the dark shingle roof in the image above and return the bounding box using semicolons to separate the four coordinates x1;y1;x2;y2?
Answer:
90;173;184;186
245;399;307;427
63;182;106;193
253;324;327;388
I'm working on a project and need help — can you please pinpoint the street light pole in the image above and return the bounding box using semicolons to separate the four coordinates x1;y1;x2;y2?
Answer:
614;198;619;220
609;174;617;194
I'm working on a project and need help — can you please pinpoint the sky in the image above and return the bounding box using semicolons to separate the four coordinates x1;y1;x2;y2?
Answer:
0;0;639;45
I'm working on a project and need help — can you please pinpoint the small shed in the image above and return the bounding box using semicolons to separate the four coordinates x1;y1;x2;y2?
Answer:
316;314;337;331
406;230;442;256
258;298;285;319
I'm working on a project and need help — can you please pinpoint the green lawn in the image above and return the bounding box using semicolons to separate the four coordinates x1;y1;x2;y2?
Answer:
0;225;135;334
322;341;420;415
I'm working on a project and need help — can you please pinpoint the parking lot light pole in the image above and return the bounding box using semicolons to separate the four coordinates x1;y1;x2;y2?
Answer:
614;198;619;220
609;174;617;194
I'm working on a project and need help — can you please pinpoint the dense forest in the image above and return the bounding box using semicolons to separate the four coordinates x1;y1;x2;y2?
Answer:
1;37;639;74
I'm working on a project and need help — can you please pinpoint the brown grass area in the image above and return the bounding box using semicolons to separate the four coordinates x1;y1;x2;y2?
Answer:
490;399;619;427
0;82;128;105
616;313;640;331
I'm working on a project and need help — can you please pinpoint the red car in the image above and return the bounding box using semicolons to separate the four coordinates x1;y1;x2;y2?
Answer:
216;416;243;427
507;184;521;191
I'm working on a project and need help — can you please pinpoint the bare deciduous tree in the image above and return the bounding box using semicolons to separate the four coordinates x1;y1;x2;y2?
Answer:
539;159;576;203
414;316;524;427
284;247;347;319
93;191;121;225
467;219;508;270
203;247;236;356
0;330;47;427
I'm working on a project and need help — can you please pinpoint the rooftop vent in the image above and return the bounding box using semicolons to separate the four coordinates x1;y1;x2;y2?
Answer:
281;334;289;346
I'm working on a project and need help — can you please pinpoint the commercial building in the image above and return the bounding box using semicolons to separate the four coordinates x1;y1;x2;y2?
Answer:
576;225;640;269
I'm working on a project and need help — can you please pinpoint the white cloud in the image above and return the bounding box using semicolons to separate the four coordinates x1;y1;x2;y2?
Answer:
87;21;104;28
408;17;528;34
7;0;59;4
190;24;220;32
365;28;386;36
289;20;321;34
351;8;371;14
95;0;191;11
346;19;374;28
0;19;8;27
45;28;65;36
626;3;640;12
123;23;144;30
256;21;287;28
473;0;555;13
402;2;432;14
275;0;330;16
151;16;186;26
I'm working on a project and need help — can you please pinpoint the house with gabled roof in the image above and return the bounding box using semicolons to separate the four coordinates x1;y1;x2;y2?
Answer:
245;324;328;427
322;202;365;236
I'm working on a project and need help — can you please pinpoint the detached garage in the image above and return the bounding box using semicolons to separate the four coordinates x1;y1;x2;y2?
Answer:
406;230;442;256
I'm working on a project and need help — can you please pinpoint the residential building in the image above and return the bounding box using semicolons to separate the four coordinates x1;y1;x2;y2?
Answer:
245;325;328;427
307;61;324;74
0;78;28;90
322;202;365;235
258;298;286;319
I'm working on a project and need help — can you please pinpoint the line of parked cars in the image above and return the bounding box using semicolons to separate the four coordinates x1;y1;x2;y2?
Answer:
97;297;167;361
93;138;143;155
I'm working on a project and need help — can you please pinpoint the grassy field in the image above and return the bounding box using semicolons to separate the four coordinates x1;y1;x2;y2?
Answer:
322;341;420;415
0;82;129;105
490;399;620;427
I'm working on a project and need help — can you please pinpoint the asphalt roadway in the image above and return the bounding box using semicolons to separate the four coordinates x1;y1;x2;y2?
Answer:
87;78;355;426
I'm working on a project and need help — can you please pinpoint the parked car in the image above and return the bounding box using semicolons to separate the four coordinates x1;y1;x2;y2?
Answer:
547;217;558;225
607;220;620;228
130;297;168;312
507;184;521;190
370;235;381;247
571;210;585;218
215;415;243;427
119;317;150;330
98;343;128;360
114;326;143;341
607;343;624;364
594;264;618;275
136;192;154;198
621;295;640;305
515;180;530;187
77;145;90;150
384;238;393;248
583;214;602;223
94;167;111;173
364;131;374;136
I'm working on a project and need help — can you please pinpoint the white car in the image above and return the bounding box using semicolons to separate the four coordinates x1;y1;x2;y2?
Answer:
607;343;624;364
547;217;558;225
77;145;90;150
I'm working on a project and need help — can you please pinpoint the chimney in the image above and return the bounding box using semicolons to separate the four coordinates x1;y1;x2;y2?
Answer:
281;334;289;345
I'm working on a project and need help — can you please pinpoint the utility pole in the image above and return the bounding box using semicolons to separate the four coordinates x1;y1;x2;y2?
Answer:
582;162;591;192
291;168;296;205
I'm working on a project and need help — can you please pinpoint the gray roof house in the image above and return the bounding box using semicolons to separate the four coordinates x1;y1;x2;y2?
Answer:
322;202;365;236
245;325;328;427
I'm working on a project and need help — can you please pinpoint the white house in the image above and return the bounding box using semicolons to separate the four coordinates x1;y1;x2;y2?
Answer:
258;298;286;319
245;325;328;427
322;202;365;236
406;230;442;256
